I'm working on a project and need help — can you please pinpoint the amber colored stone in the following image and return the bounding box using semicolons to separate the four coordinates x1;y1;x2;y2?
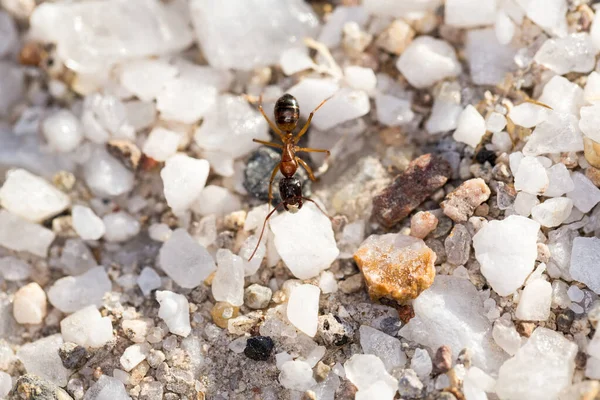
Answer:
211;302;239;329
354;233;436;302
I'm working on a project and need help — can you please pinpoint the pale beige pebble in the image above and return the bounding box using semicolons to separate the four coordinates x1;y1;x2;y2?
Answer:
441;178;491;222
410;211;439;239
338;273;365;294
13;282;47;324
376;19;415;55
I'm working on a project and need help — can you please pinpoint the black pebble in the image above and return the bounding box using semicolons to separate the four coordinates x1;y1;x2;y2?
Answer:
243;147;311;204
244;336;275;361
556;309;575;333
475;149;497;165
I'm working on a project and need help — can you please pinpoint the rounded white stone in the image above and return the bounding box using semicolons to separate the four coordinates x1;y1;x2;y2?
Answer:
161;153;210;214
13;282;47;325
142;127;181;162
42;110;84;153
531;197;573;228
453;105;486;148
396;36;461;89
286;284;320;337
72;205;105;240
102;211;140;242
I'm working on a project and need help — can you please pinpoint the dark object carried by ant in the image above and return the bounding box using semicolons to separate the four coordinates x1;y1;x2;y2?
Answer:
247;93;332;261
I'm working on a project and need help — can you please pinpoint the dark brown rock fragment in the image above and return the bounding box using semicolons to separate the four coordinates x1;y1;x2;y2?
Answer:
372;154;452;228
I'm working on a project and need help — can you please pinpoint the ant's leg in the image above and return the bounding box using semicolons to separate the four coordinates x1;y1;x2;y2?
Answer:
296;157;316;182
267;163;280;209
257;95;286;141
294;96;333;143
295;147;331;155
253;139;283;149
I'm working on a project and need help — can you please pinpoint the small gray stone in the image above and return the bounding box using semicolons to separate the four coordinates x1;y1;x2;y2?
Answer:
244;284;272;309
394;368;424;399
139;381;163;400
317;314;352;346
444;224;471;266
58;342;88;370
10;374;73;400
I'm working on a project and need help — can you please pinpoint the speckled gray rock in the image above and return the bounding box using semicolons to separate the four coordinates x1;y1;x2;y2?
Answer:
444;224;471;266
9;374;73;400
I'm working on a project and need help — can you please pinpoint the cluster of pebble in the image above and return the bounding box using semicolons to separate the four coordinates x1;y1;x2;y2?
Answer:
2;0;600;399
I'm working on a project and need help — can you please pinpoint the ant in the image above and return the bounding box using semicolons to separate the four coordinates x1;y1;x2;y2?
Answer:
247;93;332;261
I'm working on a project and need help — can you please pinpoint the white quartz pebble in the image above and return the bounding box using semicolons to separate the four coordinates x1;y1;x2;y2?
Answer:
156;290;191;337
515;279;552;321
492;317;521;356
508;102;549;128
84;147;135;198
524;0;568;37
280;47;316;76
523;112;584;156
496;327;576;400
567;172;600;213
60;305;114;348
396;36;461;89
212;249;245;307
120;343;150;372
579;103;600;143
194;94;270;159
156;76;217;124
270;202;339;279
192;185;241;217
473;215;540;296
158;228;216;289
42;110;84;153
72;205;105;240
119;59;178;102
486;112;506;133
538;76;584;116
445;0;496;28
375;93;414;127
287;284;320;337
344;354;398;392
0;168;70;223
190;0;318;70
13;282;47;325
102;211;140;242
137;267;161;297
570;237;600;294
84;375;130;400
530;198;573;228
142;127;180;162
0;256;32;281
513;192;539;217
514;156;549;195
534;33;596;75
161;153;210;214
17;334;69;387
359;325;406;372
584;71;600;104
47;267;112;313
0;210;56;257
453;105;486;148
544;163;574;198
279;360;317;391
344;66;377;92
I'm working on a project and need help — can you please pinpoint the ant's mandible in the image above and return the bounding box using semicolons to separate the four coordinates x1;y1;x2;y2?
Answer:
248;93;332;261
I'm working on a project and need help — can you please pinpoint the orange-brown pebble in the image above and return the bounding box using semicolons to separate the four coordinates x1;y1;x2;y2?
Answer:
410;211;438;239
586;167;600;187
354;233;436;302
441;178;491;222
584;138;600;169
211;302;239;329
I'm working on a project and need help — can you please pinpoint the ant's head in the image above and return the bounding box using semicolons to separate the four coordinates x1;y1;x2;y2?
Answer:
279;176;303;213
274;94;299;132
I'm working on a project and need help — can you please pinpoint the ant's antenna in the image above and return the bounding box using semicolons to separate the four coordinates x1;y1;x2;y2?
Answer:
248;202;284;261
